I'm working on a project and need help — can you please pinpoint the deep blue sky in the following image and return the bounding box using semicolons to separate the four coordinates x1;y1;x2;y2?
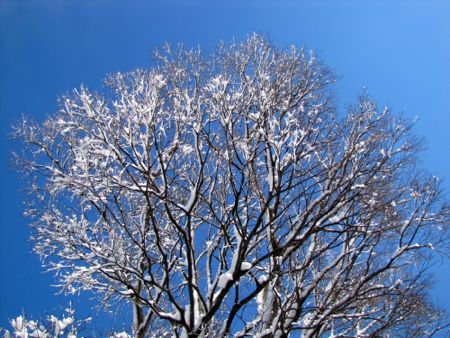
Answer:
1;0;449;331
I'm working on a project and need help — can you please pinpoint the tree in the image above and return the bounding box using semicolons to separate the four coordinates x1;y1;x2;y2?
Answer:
2;305;91;338
12;34;449;337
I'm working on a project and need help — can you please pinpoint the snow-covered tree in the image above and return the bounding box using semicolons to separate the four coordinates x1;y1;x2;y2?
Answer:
2;305;89;338
12;34;449;337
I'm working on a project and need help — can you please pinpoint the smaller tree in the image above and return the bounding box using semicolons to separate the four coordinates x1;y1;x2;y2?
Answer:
2;305;85;338
11;34;450;337
1;306;138;338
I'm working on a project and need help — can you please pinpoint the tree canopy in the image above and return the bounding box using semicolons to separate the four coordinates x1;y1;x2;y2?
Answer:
11;34;449;337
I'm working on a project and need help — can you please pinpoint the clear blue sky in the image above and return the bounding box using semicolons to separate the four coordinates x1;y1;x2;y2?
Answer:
1;0;449;331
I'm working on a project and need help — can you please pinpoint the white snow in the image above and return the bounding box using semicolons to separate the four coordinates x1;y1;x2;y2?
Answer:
218;272;233;288
329;209;346;223
180;144;194;156
111;332;131;338
240;261;252;271
121;289;134;296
